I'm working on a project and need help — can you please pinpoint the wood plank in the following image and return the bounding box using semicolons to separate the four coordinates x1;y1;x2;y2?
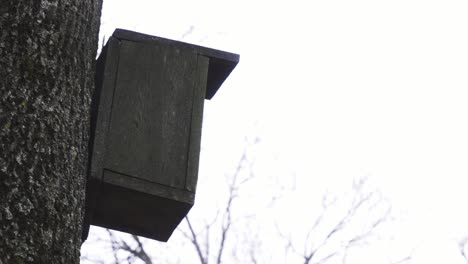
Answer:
102;169;194;204
104;40;197;190
89;37;122;183
185;55;209;192
93;169;193;241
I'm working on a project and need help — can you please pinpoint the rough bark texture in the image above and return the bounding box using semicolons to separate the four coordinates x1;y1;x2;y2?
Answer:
0;1;102;263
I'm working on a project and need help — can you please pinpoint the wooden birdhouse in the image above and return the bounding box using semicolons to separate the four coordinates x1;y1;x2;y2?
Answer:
82;29;239;242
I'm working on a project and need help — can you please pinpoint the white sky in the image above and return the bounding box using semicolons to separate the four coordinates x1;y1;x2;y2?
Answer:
83;0;468;263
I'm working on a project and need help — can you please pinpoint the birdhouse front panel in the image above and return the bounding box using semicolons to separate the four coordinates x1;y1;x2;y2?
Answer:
104;40;205;190
83;29;238;242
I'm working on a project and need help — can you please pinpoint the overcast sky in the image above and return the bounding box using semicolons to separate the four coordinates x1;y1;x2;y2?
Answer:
83;0;468;263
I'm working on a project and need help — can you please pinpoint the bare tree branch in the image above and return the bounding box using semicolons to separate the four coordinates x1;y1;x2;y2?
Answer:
105;229;153;264
215;157;240;264
205;220;211;263
178;140;257;264
184;217;208;264
107;229;121;264
275;221;303;261
459;236;468;263
390;255;412;264
315;250;341;264
277;177;398;264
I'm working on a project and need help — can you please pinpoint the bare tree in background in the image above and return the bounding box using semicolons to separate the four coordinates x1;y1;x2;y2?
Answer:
81;229;156;264
277;177;411;264
82;142;411;264
178;142;256;264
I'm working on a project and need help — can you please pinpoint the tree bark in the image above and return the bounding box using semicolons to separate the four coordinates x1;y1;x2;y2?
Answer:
0;1;102;263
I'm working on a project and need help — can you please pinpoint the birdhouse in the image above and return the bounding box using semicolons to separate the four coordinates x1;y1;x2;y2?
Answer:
82;29;239;242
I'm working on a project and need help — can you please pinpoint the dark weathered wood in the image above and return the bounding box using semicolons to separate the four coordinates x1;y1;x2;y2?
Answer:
84;29;238;242
102;169;194;204
104;40;196;189
112;28;239;99
89;38;123;184
94;170;193;241
0;1;102;263
186;55;209;192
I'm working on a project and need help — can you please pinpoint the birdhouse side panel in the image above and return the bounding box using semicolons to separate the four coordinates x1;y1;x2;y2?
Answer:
185;55;209;192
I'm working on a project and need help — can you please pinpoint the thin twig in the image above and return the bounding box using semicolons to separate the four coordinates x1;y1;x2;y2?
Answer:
460;237;468;263
185;217;208;264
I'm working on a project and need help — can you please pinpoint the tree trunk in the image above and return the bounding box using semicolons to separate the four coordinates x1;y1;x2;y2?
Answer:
0;1;102;263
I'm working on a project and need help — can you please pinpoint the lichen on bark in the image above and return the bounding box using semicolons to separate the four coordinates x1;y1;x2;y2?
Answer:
0;1;102;263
